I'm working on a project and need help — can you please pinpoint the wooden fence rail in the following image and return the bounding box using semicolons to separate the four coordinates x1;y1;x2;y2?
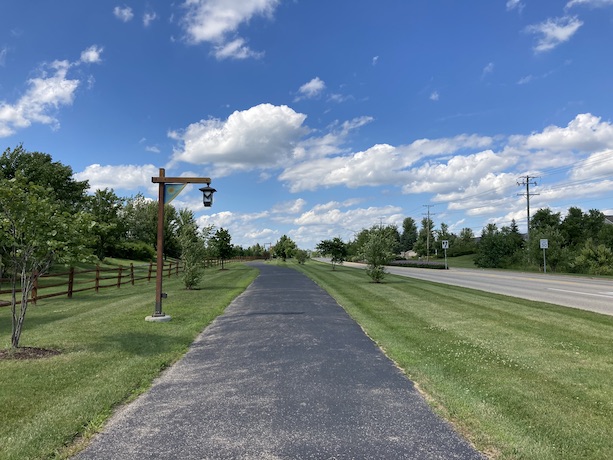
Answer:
0;257;240;308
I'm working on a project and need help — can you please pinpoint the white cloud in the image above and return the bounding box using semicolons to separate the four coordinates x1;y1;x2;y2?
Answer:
482;62;494;78
0;46;102;137
0;47;7;66
570;149;613;180
213;38;263;60
280;134;494;192
169;103;308;174
525;16;583;53
80;45;103;64
372;56;379;66
75;164;159;192
295;77;326;101
566;0;613;7
271;198;307;215
145;145;161;153
113;6;134;22
181;0;279;59
430;91;440;101
143;12;158;27
506;0;525;11
521;113;613;152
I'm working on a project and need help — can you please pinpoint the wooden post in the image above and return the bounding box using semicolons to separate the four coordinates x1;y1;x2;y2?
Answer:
95;266;100;293
68;267;75;299
117;266;123;288
130;263;135;286
148;262;153;282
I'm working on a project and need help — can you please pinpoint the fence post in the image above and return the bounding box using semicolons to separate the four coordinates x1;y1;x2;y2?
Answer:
167;261;172;278
95;266;100;293
176;261;179;276
117;266;123;288
68;267;75;299
130;263;135;286
148;262;153;282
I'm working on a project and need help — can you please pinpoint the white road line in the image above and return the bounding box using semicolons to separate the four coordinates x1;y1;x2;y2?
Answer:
547;288;613;299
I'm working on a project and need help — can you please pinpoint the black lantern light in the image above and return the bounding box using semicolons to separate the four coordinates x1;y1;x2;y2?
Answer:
199;184;217;207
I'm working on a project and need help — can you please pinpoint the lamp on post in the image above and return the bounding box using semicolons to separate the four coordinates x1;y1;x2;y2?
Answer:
145;168;216;322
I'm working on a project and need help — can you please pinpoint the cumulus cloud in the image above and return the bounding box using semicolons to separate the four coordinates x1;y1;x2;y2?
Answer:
280;134;494;192
521;113;613;152
0;46;102;137
113;5;134;22
75;164;159;192
525;16;583;53
430;91;440;101
181;0;280;59
295;77;326;101
80;45;103;63
169;104;308;174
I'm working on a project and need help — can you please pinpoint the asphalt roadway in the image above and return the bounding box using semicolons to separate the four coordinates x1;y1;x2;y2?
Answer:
76;262;484;460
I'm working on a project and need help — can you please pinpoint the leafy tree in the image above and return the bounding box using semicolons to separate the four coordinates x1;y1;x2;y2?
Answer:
294;249;309;264
528;227;568;272
210;228;233;269
399;217;418;252
448;227;477;257
176;209;209;289
359;226;396;283
273;235;297;261
85;188;126;260
0;145;89;210
561;206;585;248
316;237;348;270
474;223;523;268
530;208;561;233
123;193;180;258
571;239;613;275
0;176;93;348
414;217;435;258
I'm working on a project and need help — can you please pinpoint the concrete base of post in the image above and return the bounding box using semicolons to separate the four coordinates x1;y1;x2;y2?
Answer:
145;314;172;322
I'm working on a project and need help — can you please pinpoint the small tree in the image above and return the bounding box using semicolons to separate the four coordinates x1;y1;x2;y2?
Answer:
359;227;395;283
0;177;92;348
294;249;309;264
177;209;209;289
316;237;347;270
210;228;233;269
273;235;297;262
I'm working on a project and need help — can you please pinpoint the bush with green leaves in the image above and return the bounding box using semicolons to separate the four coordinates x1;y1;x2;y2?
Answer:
359;227;396;283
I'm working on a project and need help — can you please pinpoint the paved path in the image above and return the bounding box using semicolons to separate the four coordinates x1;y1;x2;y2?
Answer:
76;263;485;459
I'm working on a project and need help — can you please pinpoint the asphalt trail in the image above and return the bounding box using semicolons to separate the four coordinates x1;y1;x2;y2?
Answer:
76;262;484;459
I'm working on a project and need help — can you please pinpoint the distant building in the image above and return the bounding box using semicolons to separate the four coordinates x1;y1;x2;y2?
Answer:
605;215;613;225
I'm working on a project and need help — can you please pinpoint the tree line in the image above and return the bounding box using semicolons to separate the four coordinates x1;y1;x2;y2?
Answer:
316;210;613;282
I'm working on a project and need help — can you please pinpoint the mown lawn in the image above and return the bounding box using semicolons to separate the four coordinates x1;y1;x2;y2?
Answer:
0;263;258;460
294;261;613;460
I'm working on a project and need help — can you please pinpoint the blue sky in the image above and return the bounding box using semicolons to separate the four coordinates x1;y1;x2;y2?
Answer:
1;1;613;249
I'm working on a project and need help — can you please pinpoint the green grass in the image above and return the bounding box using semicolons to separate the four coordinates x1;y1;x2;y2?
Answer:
0;263;258;460
294;261;613;460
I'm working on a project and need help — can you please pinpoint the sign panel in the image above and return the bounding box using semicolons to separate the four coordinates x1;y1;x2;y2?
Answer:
540;239;549;249
442;240;449;249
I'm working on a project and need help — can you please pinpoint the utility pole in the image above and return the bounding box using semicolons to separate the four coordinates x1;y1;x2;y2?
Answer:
517;175;539;241
423;205;436;262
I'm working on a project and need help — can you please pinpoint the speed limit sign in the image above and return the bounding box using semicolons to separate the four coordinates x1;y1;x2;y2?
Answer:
442;240;449;249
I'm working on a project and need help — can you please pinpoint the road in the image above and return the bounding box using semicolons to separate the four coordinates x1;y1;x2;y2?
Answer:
317;259;613;317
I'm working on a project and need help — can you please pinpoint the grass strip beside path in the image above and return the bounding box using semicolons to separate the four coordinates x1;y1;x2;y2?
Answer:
0;263;258;460
294;261;613;460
